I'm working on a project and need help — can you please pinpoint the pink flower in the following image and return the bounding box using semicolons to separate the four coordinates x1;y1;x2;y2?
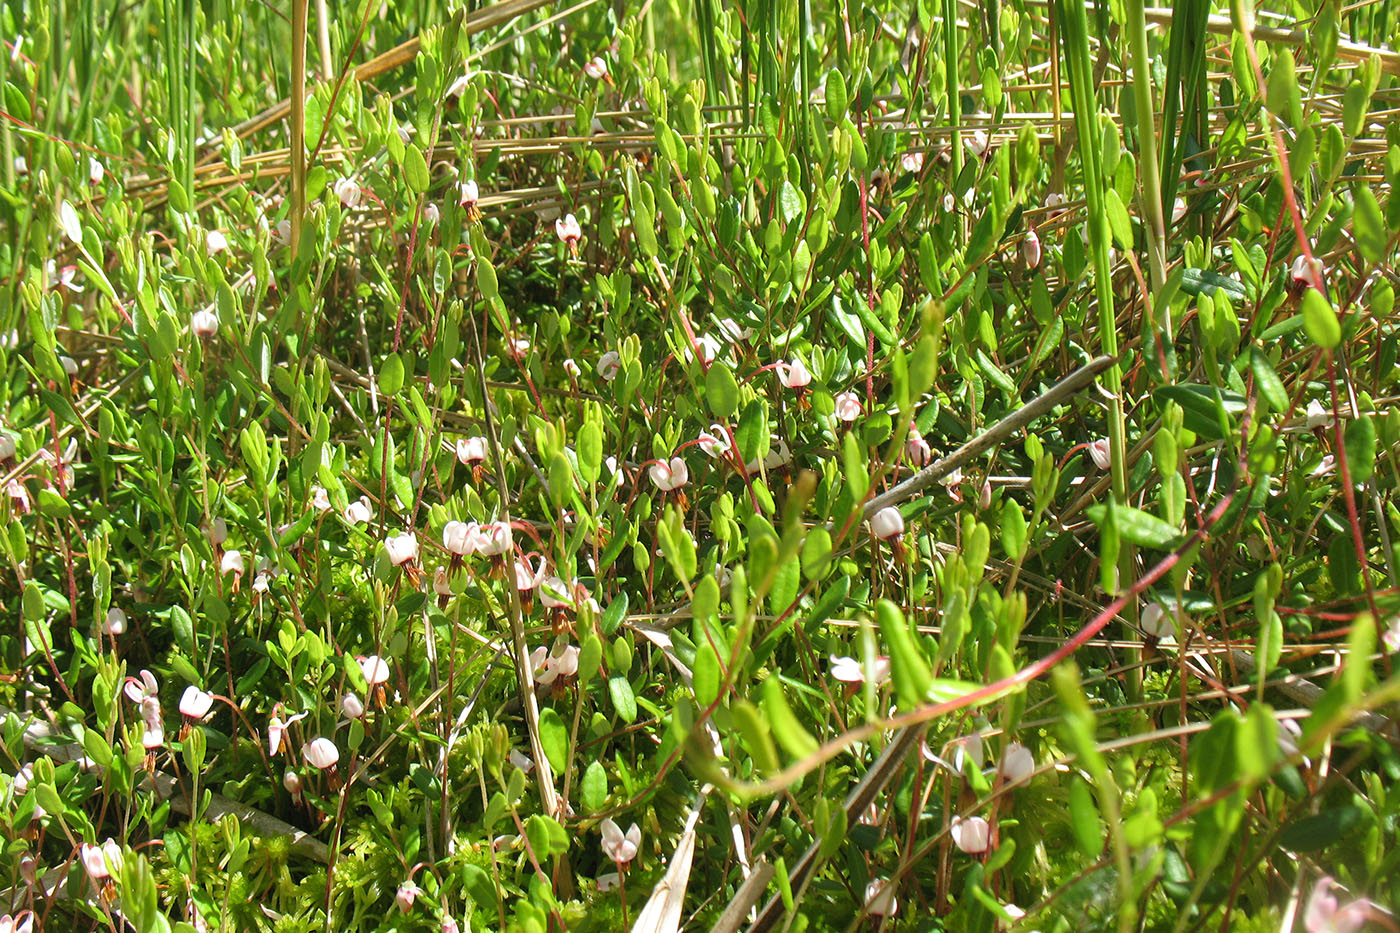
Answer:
950;733;985;772
649;457;689;492
964;129;990;159
999;742;1034;785
442;520;480;556
125;669;159;704
476;521;513;557
303;737;339;770
344;496;372;525
341;693;365;718
191;310;219;337
600;818;641;865
455;436;488;464
515;555;546;591
905;426;932;466
282;770;303;797
1304;877;1370;933
1022;229;1042;269
80;841;121;881
1292;254;1325;292
951;815;990;854
869;507;904;541
833;392;861;422
583;56;608;80
333;176;361;208
385;532;419;566
396;881;423;913
221;549;245;579
179;687;214;721
900;151;924;174
424;202;440;225
775;359;811;390
555;213;582;250
1087;438;1111;471
267;710;307;756
458;179;479;209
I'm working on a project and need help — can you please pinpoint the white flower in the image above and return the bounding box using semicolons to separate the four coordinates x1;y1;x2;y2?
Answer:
385;532;418;565
442;520;479;556
539;575;573;610
830;654;891;686
1022;229;1042;269
964;129;990;159
900;151;924;174
205;230;228;255
125;669;159;704
1172;197;1188;223
433;567;454;596
555;213;582;248
179;687;214;720
141;721;164;750
649;456;689;492
775;359;811;389
951;815;990;853
191;310;219;338
999;742;1034;785
943;193;957;213
834;392;861;422
950;733;985;772
597;351;622;381
13;763;33;795
60;356;78;377
583;56;608;80
1140;603;1176;639
686;334;720;365
563;358;581;377
88;157;105;185
333;177;361;209
870;507;904;541
80;841;119;880
596;872;621;892
0;434;14;459
221;550;245;578
515;556;546;591
508;749;534;772
58;201;83;243
600;818;641;865
208;517;228;545
360;655;390;687
344;496;373;525
311;486;332;512
1044;191;1066;215
1310;454;1336;478
1305;399;1332;429
424;202;440;225
717;318;755;342
745;437;793;473
510;336;531;356
1087;438;1111;471
458;179;479;209
340;692;364;719
282;770;302;795
456;436;488;464
275;219;292;245
1292;254;1324;290
476;521;513;557
303;737;339;770
698;425;731;458
865;878;898;917
103;607;127;636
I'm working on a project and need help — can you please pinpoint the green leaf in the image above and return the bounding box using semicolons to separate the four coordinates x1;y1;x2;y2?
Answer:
1344;415;1377;484
537;707;568;773
1236;702;1277;781
800;527;833;581
403;144;430;193
736;400;769;467
876;599;932;710
1248;349;1288;413
732;698;779;775
581;761;608;812
378;352;405;395
1279;804;1367;852
608;675;638;723
1103;188;1133;250
1068;777;1103;857
705;363;740;419
462;864;497;911
1087;502;1180;549
1353;187;1386;264
1302;288;1341;349
762;678;818;760
1153;384;1246;440
692;641;721;707
778;180;805;224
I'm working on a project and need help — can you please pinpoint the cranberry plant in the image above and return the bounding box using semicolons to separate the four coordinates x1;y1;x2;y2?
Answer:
1;0;1399;930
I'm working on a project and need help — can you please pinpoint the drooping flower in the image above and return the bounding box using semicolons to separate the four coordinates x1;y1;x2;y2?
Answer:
950;815;990;854
179;687;214;721
442;520;480;556
1292;254;1325;293
583;56;609;80
563;358;581;377
396;881;423;914
865;879;898;917
385;532;418;566
458;179;481;222
775;359;811;390
905;426;932;466
597;351;622;381
221;550;245;581
333;176;361;209
267;709;307;756
208;517;229;545
341;692;364;720
433;567;454;597
344;496;373;525
1303;876;1370;933
600;818;641;866
88;157;105;186
125;669;159;704
456;436;488;464
649;457;689;492
900;151;924;174
205;230;228;255
191;310;219;338
965;129;990;160
424;202;440;225
539;576;573;611
360;655;390;688
870;507;905;541
950;733;986;773
80;841;118;881
311;486;332;512
555;213;582;252
830;654;891;687
508;749;535;772
1086;438;1111;471
1140;602;1176;639
515;555;546;591
303;738;339;770
834;392;861;422
697;425;731;458
1305;399;1332;429
282;770;303;798
0;434;14;460
103;607;127;636
999;742;1034;786
476;521;513;557
1171;197;1188;224
1022;229;1042;269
